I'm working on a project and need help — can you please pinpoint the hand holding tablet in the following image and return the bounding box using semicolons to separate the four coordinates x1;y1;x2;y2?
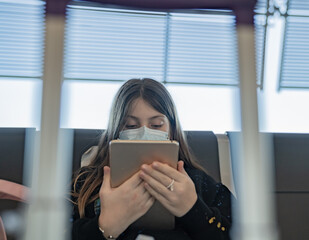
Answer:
109;140;179;230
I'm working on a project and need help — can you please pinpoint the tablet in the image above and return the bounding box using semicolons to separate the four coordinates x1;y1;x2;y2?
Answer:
109;140;179;230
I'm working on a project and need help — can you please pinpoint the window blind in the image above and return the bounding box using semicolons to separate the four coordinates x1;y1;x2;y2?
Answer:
255;0;268;14
64;5;166;82
254;0;268;88
166;12;238;85
254;14;267;87
64;3;241;86
0;0;45;79
288;0;309;15
279;0;309;89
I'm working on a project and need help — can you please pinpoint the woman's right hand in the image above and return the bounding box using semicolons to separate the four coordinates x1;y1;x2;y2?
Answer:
98;166;154;238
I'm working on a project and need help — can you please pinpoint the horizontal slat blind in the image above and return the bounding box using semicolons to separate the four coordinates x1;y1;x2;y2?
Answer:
280;16;309;88
166;12;238;85
65;3;244;86
288;0;309;15
255;0;268;14
254;14;267;86
64;6;166;81
254;0;268;87
279;0;309;89
0;0;44;78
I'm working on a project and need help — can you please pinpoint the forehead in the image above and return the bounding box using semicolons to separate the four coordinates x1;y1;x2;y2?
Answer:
128;98;162;117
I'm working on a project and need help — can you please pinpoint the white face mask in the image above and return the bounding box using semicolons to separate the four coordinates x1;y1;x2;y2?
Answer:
119;126;169;141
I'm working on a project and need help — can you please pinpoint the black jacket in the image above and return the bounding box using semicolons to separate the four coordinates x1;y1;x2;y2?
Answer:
71;166;233;240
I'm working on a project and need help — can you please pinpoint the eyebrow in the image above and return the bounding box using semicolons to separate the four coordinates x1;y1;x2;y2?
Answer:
127;115;165;120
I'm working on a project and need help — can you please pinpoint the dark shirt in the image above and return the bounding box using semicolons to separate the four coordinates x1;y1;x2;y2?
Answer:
71;166;233;240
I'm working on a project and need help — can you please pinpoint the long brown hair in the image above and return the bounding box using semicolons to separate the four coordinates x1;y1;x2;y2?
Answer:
71;78;205;217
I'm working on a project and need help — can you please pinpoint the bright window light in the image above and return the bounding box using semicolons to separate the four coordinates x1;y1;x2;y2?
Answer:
167;84;240;133
59;81;239;132
0;79;42;128
259;15;309;133
60;80;122;129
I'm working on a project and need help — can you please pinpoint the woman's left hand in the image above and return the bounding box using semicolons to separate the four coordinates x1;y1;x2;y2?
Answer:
139;160;197;217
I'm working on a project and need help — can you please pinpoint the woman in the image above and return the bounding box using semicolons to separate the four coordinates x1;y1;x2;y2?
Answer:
70;78;233;240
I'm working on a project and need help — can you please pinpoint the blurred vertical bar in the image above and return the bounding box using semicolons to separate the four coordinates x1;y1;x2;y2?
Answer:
231;4;279;240
23;1;72;240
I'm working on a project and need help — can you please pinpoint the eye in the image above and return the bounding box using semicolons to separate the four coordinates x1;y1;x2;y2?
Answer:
125;125;138;129
151;124;163;128
150;119;165;129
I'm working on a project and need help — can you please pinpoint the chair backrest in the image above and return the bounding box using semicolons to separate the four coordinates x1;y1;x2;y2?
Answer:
227;132;309;240
0;128;28;223
184;131;221;182
72;129;102;173
215;134;236;196
0;128;26;185
273;133;309;240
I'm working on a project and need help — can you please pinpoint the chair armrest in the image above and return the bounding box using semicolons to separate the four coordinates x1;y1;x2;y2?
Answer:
0;179;29;202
